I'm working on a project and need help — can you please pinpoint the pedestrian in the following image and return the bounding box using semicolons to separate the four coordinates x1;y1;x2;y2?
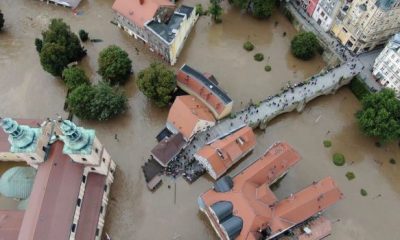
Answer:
114;134;119;142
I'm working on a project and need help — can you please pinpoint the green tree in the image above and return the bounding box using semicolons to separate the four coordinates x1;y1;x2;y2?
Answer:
41;19;86;62
291;32;321;60
35;38;43;53
79;29;89;42
252;0;274;18
67;82;128;121
90;82;128;121
209;0;223;22
40;43;69;77
356;89;400;143
98;45;132;85
137;62;176;107
229;0;249;9
62;66;89;91
0;10;4;31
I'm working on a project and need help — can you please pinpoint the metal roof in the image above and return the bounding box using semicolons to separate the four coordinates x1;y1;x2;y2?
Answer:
0;167;36;199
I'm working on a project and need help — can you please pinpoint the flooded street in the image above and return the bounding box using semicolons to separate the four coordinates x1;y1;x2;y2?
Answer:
0;0;399;240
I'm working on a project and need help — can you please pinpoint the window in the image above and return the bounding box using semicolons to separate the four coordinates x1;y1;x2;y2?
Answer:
104;185;108;192
77;198;81;207
82;158;87;161
95;148;99;154
91;167;95;171
100;206;104;214
96;228;100;236
71;224;76;233
102;158;106;163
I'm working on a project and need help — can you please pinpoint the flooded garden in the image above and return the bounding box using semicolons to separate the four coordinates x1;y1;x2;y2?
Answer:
0;0;399;239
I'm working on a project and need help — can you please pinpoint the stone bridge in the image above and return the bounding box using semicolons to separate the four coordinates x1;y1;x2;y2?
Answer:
173;61;363;176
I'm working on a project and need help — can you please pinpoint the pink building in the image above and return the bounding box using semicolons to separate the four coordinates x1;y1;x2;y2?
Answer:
307;0;320;16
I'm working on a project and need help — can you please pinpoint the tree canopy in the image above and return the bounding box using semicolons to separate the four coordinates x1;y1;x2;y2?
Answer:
209;0;223;22
40;43;70;77
356;89;400;143
98;45;132;85
291;32;321;60
137;62;176;107
229;0;275;18
37;19;86;76
0;10;4;31
67;82;128;121
62;66;89;91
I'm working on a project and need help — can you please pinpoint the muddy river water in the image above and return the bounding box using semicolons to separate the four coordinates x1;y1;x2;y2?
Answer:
0;0;399;239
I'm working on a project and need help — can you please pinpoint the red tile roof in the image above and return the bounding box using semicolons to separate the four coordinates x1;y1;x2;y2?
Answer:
168;95;215;140
199;142;343;240
0;210;24;240
75;173;107;240
112;0;175;27
18;141;84;240
195;127;256;179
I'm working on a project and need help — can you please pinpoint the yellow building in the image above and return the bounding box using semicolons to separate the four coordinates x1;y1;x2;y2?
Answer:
331;0;400;54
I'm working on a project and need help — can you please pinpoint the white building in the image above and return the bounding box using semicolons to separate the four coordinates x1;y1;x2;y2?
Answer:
312;0;342;32
373;33;400;95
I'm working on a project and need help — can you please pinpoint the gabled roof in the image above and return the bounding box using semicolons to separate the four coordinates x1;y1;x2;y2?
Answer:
112;0;175;27
168;95;215;140
151;133;185;167
195;127;256;179
199;142;343;240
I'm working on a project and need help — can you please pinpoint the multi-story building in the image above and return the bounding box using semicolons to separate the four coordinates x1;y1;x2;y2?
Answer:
307;0;320;16
0;118;116;240
312;0;342;32
373;33;400;95
112;0;198;65
331;0;400;54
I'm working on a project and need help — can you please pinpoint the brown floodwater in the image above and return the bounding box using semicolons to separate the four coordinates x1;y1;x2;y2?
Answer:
0;0;399;239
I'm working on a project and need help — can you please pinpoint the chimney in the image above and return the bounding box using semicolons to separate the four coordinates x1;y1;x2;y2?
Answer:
139;0;144;5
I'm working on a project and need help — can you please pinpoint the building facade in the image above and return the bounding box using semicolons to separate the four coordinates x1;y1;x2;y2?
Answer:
112;0;198;65
307;0;320;16
331;0;400;54
312;0;342;32
0;118;116;240
373;33;400;95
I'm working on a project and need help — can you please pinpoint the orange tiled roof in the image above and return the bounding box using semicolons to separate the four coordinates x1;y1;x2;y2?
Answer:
199;142;343;240
112;0;175;28
195;127;256;179
168;95;215;140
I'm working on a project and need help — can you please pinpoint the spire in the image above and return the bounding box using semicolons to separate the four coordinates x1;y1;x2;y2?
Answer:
0;118;40;152
59;120;95;155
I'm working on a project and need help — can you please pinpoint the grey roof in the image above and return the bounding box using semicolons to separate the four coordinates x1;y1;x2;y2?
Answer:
146;13;184;43
177;5;194;17
214;176;234;192
151;133;185;167
181;64;233;104
210;201;233;223
376;0;397;10
220;216;243;240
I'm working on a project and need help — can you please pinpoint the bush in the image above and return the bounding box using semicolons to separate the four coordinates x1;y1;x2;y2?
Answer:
98;45;132;85
196;4;205;16
62;66;89;90
67;82;128;121
349;77;371;100
291;32;321;60
254;53;264;61
360;188;368;196
332;153;345;166
243;41;254;51
323;140;332;148
137;62;176;107
264;65;272;72
345;171;355;180
79;29;89;42
389;158;396;164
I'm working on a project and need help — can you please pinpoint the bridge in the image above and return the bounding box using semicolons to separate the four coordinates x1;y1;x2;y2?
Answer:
167;60;364;181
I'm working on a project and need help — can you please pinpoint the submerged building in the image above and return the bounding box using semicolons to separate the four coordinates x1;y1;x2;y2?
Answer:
373;33;400;95
112;0;198;65
198;142;343;240
194;126;256;180
177;64;234;120
0;118;116;240
331;0;400;54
